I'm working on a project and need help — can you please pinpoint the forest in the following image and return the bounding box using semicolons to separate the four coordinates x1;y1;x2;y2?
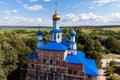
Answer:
0;27;120;80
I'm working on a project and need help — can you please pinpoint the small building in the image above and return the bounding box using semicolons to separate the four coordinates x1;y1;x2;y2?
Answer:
25;2;99;80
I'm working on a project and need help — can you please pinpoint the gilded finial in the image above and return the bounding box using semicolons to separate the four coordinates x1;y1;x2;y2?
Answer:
52;0;60;21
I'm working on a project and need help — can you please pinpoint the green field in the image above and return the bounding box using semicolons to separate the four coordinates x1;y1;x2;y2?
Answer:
0;27;120;33
0;27;51;33
81;27;120;34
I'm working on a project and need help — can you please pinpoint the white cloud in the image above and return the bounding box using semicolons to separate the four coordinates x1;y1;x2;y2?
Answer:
17;0;22;3
62;14;79;22
0;1;7;5
29;0;38;2
12;10;18;13
1;12;120;26
61;12;120;26
0;16;42;26
23;4;43;11
3;10;18;15
43;0;51;2
94;0;119;6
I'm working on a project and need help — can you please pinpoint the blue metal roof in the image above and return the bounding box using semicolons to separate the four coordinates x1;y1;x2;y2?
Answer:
64;54;83;64
84;59;98;76
64;52;99;76
76;52;85;58
50;29;62;33
26;52;38;59
61;37;71;47
70;30;76;36
39;41;68;51
37;30;42;35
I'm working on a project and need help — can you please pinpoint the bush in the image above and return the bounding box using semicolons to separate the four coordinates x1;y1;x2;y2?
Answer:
109;75;119;80
109;61;116;66
114;66;120;73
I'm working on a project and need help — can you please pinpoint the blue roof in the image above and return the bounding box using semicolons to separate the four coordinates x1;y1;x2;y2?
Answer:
39;41;68;51
84;59;98;76
76;52;85;58
65;54;83;64
37;30;42;35
64;52;99;76
50;29;62;33
26;52;38;59
61;37;71;47
70;30;76;36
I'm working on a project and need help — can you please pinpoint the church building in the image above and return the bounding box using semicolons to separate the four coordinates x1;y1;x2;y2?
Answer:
25;1;99;80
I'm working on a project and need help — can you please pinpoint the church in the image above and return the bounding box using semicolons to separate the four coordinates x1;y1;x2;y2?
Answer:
25;1;99;80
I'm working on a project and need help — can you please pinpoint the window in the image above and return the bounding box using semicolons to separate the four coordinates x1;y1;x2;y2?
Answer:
71;52;73;55
43;59;46;64
58;34;60;39
56;60;59;65
50;60;53;65
68;70;72;74
31;64;34;68
54;34;56;40
74;71;77;75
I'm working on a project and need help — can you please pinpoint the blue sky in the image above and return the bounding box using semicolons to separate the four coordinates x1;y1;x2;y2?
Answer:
0;0;120;26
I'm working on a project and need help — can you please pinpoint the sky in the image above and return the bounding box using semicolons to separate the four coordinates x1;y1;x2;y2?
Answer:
0;0;120;26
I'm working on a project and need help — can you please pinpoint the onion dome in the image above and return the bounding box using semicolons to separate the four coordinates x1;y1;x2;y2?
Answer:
52;12;60;21
37;30;42;35
70;30;76;36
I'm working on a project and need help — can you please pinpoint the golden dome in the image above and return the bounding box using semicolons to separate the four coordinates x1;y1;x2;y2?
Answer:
52;12;60;21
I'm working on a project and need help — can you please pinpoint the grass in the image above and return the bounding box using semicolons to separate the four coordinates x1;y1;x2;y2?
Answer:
81;29;93;34
0;27;120;34
103;27;120;32
81;27;120;34
0;27;51;33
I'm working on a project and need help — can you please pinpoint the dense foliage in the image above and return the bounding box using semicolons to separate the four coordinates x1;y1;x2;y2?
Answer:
106;61;120;80
0;32;36;80
0;27;120;80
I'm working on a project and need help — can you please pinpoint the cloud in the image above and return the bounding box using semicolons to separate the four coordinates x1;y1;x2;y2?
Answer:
1;12;120;26
17;0;22;3
0;16;42;26
61;12;120;25
94;0;119;6
0;1;7;5
43;0;51;2
29;0;38;2
3;10;18;15
62;14;79;22
23;4;43;11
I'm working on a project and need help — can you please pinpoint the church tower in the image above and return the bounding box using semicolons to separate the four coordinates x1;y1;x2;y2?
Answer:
50;0;62;42
36;30;44;52
69;30;77;55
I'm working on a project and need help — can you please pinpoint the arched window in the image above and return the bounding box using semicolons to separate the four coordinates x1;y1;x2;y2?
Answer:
54;34;56;40
58;34;60;39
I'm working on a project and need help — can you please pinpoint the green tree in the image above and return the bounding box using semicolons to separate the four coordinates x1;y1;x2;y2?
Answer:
109;61;116;67
109;76;119;80
106;66;115;76
104;37;120;54
84;39;102;68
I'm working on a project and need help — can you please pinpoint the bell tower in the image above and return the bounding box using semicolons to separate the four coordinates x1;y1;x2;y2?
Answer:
36;30;44;52
50;0;62;42
69;30;77;55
